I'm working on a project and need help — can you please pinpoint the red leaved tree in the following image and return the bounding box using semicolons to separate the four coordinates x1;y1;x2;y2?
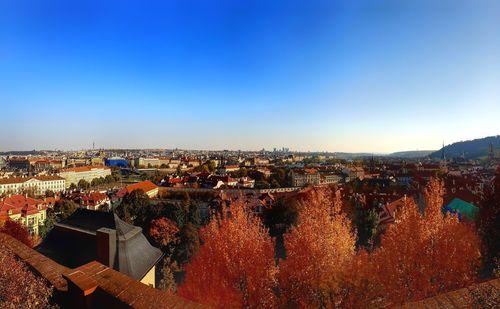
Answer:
177;202;277;308
369;178;481;306
149;217;179;250
0;219;33;247
278;187;356;307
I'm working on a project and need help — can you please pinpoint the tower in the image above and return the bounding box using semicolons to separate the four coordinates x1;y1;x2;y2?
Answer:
441;141;446;161
489;142;494;160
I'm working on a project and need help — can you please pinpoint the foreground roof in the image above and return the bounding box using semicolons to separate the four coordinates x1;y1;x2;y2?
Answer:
37;209;162;281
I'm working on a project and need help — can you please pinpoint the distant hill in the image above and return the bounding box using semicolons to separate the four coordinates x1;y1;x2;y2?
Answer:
429;135;500;160
333;152;374;159
387;150;435;158
0;150;46;156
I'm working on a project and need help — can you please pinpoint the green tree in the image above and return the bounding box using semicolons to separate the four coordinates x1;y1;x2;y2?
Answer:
44;190;55;197
38;211;56;239
175;223;200;265
188;203;201;227
115;189;151;224
477;166;500;276
104;174;114;183
78;179;90;190
263;198;300;259
354;203;380;250
54;198;79;221
206;160;216;173
263;198;300;236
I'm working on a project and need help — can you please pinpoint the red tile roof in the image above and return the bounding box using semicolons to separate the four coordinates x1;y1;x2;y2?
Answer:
0;175;65;185
60;165;110;173
0;195;45;217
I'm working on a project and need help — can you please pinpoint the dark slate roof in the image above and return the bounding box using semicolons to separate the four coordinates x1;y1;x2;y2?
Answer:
37;209;162;281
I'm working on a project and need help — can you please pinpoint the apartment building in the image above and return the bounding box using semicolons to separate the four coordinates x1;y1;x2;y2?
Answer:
291;169;321;187
0;194;48;235
58;166;111;188
0;175;66;196
134;157;161;168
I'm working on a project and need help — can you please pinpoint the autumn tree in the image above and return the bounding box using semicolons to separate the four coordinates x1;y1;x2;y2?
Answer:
369;178;481;306
148;217;179;251
0;219;33;247
158;257;177;293
0;245;54;308
278;187;356;307
178;203;277;308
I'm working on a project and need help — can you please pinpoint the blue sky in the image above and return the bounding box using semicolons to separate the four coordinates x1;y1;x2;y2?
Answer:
1;0;499;152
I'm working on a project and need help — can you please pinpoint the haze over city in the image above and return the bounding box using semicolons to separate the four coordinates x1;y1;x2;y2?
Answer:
1;0;499;152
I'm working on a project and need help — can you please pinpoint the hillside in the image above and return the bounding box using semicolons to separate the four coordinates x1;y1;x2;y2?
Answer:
388;150;435;158
429;135;500;159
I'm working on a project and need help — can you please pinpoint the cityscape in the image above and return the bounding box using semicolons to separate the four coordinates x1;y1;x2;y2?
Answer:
1;1;500;309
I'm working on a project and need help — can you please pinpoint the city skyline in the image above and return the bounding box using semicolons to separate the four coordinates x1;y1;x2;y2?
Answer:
1;1;499;152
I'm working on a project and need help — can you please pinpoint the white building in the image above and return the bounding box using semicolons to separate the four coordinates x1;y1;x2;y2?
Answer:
0;175;66;196
58;165;111;188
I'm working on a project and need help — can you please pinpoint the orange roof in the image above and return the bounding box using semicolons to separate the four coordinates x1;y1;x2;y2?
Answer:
0;175;64;185
60;165;110;173
0;195;45;216
126;181;158;194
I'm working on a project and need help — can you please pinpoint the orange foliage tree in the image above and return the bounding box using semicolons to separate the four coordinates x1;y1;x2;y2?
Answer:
1;219;33;248
177;202;277;308
278;187;356;307
148;217;179;250
369;178;481;306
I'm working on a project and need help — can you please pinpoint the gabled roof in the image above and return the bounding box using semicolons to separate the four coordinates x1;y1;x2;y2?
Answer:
444;198;479;220
125;180;158;194
60;165;110;173
0;195;45;216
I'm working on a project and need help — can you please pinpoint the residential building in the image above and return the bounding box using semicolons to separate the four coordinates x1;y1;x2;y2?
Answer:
0;175;65;196
7;157;30;170
342;166;365;181
218;165;240;174
134;157;160;168
291;169;320;187
58;165;111;188
320;173;342;185
66;157;92;167
77;191;110;211
91;157;104;166
0;195;48;235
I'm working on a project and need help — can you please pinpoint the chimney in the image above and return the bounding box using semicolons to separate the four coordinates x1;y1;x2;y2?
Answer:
96;228;117;268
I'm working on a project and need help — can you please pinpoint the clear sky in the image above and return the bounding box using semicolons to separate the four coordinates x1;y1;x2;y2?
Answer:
1;0;499;153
